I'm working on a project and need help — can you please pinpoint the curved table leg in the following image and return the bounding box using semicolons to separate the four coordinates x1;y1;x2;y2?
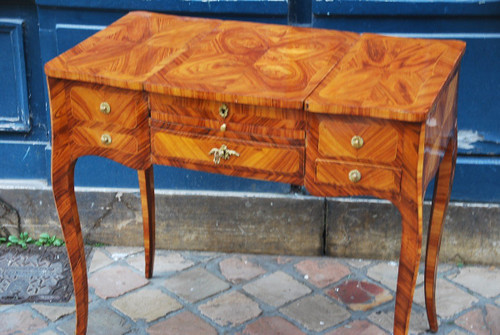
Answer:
425;131;457;332
394;198;423;335
53;157;88;335
138;167;155;279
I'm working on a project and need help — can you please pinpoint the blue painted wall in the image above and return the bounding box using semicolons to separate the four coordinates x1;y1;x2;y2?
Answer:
1;0;499;202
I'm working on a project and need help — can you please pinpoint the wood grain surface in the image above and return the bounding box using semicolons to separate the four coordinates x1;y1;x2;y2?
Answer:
48;77;89;335
145;20;359;108
306;33;465;122
151;127;305;184
45;12;221;90
46;11;465;335
317;116;402;164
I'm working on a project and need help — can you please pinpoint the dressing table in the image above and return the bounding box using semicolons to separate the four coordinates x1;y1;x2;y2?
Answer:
45;11;465;334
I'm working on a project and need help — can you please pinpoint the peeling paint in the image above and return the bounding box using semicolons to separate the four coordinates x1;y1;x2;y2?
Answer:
458;130;484;150
22;147;31;161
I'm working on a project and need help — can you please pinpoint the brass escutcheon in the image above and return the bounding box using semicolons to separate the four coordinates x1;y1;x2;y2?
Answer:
219;103;229;119
209;144;239;165
100;102;111;115
351;135;364;149
349;169;361;183
100;134;112;146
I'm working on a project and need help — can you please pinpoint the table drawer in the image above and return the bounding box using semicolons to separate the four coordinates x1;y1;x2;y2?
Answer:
70;85;147;129
152;127;303;175
315;159;401;193
72;126;139;154
150;94;305;139
317;117;401;164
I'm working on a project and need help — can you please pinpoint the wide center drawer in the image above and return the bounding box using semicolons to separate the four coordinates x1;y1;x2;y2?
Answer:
151;125;304;182
150;94;305;139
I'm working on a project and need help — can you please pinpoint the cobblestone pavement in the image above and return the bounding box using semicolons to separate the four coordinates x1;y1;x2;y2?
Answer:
1;247;499;335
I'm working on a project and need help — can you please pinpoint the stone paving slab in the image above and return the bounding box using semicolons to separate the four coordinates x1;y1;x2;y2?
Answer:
199;291;262;327
1;247;499;335
88;265;149;299
448;266;500;298
147;311;217;335
280;294;351;332
243;271;311;307
112;288;182;322
164;267;230;303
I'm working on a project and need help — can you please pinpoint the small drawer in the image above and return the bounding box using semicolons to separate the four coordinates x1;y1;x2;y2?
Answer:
317;117;400;164
150;94;305;137
152;127;303;175
70;85;147;129
72;126;139;154
315;159;401;193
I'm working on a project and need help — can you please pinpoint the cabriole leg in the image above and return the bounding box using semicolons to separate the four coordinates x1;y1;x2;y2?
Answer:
394;199;423;335
53;157;88;335
425;131;457;332
138;166;155;278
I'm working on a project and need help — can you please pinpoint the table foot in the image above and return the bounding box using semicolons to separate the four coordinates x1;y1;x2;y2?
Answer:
138;167;155;279
425;130;457;332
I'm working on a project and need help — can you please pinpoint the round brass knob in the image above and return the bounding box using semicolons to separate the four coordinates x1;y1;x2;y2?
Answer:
100;134;112;146
351;135;364;149
219;104;229;119
220;123;227;132
100;102;111;115
349;169;361;183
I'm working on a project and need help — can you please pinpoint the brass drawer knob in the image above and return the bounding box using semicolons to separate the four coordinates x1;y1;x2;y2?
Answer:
100;102;111;115
209;144;239;165
100;134;112;146
351;135;364;149
219;104;229;119
349;169;361;183
220;123;227;132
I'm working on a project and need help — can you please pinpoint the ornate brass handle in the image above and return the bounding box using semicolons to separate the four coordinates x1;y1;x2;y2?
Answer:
101;134;112;146
351;135;364;149
100;102;111;115
209;144;239;165
219;104;229;119
349;169;361;183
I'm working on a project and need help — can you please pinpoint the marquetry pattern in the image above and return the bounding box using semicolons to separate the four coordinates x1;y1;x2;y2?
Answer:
145;21;359;109
65;82;150;170
318;117;401;164
422;72;459;190
46;11;466;335
315;160;401;193
150;94;306;140
70;85;145;129
48;77;89;335
45;12;221;90
151;126;305;185
306;33;466;122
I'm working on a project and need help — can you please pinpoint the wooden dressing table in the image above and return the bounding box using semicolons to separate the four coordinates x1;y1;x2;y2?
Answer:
45;11;465;335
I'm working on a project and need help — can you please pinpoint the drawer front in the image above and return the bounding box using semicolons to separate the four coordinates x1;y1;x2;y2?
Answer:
152;128;303;175
315;160;401;193
70;85;147;129
150;94;305;139
72;126;139;154
318;117;400;164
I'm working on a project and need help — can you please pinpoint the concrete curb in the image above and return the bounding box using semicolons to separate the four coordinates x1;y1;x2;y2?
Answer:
0;187;498;265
